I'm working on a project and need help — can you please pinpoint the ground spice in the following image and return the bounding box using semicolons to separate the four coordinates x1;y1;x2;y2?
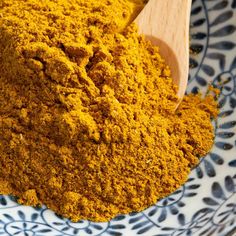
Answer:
0;0;218;222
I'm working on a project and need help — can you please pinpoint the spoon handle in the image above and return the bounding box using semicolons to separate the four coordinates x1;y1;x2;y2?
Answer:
135;0;192;99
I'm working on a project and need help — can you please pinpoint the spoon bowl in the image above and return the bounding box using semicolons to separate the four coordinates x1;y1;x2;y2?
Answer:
135;0;192;100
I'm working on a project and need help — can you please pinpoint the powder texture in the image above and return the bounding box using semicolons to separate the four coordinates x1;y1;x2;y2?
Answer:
0;0;218;222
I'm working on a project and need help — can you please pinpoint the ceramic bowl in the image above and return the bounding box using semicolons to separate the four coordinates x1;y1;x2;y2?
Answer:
0;0;236;235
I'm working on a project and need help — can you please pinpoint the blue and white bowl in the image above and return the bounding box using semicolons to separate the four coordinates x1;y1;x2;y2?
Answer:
0;0;236;235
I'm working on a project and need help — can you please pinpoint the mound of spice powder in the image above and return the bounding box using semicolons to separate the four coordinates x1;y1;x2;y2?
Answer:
0;0;218;222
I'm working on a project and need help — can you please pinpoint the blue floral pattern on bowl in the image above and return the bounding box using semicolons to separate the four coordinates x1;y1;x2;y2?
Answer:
0;0;236;235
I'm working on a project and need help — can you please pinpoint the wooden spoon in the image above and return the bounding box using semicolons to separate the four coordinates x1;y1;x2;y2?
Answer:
135;0;192;100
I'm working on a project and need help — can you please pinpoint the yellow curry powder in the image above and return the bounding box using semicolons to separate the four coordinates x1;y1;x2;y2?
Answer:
0;0;218;222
